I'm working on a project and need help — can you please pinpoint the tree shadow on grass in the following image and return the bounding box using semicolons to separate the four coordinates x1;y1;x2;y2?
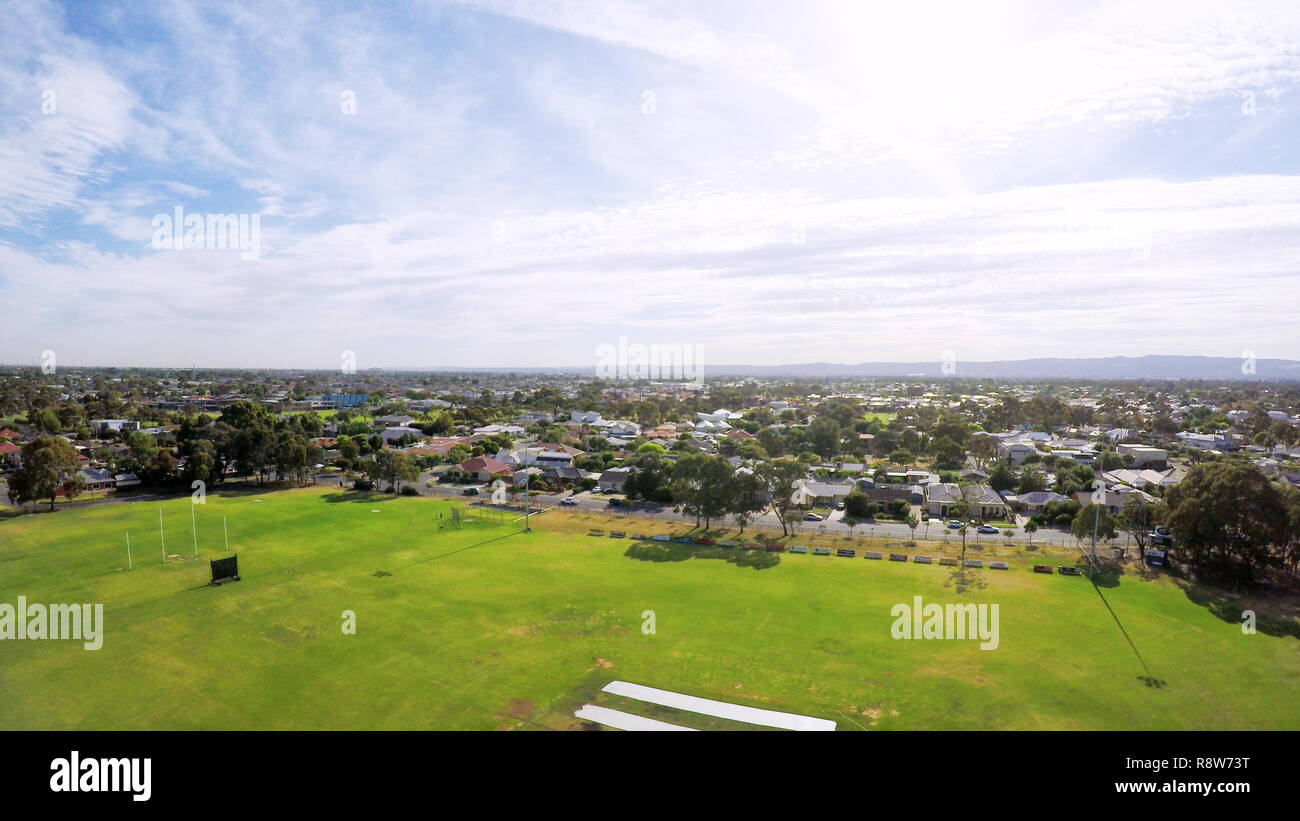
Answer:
624;541;780;570
320;491;397;504
944;568;987;593
1174;577;1300;641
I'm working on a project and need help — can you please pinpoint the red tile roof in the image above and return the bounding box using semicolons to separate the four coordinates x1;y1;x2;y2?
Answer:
457;456;513;476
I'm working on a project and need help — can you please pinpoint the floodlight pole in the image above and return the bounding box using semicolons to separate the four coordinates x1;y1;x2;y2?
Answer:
224;516;229;552
159;508;166;563
1091;501;1101;567
126;532;133;570
524;471;531;532
191;503;198;557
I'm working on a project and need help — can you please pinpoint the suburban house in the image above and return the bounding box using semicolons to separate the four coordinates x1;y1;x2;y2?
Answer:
925;483;1007;520
471;423;526;437
997;441;1040;465
925;483;961;518
595;420;641;438
0;440;20;468
597;467;632;492
1015;490;1071;514
697;408;742;423
91;419;141;436
793;480;855;506
859;485;912;506
376;414;417;427
962;484;1009;521
1102;468;1184;490
1116;443;1168;468
454;456;514;483
380;426;425;443
1177;431;1232;451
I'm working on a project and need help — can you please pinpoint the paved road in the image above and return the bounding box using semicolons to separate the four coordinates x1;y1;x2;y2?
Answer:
402;475;1122;549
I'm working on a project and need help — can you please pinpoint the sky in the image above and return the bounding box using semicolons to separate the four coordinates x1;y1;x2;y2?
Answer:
2;0;1299;371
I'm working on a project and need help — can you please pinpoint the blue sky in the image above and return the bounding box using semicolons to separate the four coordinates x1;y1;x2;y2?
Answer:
2;0;1299;369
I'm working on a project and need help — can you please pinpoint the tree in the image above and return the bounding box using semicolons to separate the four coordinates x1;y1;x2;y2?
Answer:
1023;519;1038;545
843;490;875;521
1071;503;1118;551
1016;468;1046;495
12;436;82;511
1121;495;1161;557
695;457;735;529
728;470;768;534
988;463;1016;493
1164;461;1288;581
670;452;709;527
905;513;918;544
759;458;807;537
806;417;842;460
368;449;419;492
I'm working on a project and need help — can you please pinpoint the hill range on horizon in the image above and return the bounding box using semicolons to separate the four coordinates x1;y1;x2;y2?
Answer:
12;354;1300;381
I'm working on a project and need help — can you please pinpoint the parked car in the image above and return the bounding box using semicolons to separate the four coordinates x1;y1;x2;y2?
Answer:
835;501;845;510
560;497;578;506
978;525;999;534
803;512;823;521
462;487;479;496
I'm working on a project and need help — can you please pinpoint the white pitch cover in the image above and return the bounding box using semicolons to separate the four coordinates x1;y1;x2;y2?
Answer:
602;681;836;731
573;704;698;731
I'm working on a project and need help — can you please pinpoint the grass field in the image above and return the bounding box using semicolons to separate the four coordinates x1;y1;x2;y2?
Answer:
1;486;1298;730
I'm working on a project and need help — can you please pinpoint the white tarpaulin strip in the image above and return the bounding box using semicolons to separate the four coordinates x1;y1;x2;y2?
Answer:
573;704;698;731
602;681;836;731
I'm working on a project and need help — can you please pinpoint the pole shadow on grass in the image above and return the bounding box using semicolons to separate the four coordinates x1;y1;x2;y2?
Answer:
623;541;780;570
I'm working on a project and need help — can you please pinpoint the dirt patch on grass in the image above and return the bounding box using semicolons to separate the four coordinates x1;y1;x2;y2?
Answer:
496;699;535;730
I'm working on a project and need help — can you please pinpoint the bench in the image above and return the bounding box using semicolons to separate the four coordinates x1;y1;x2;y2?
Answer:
913;556;933;564
813;546;832;555
789;545;808;554
609;531;626;538
964;559;983;568
989;561;1009;570
864;551;883;560
1033;564;1054;574
765;543;785;552
837;548;856;558
889;553;908;562
939;557;959;566
1058;566;1084;576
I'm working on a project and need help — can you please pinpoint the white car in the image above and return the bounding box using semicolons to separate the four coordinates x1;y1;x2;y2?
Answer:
559;497;578;506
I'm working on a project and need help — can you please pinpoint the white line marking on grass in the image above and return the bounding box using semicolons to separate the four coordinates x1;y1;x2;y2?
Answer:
602;681;835;731
573;704;697;731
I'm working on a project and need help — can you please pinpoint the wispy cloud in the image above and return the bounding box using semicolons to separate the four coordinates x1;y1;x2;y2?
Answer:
1;0;1298;368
